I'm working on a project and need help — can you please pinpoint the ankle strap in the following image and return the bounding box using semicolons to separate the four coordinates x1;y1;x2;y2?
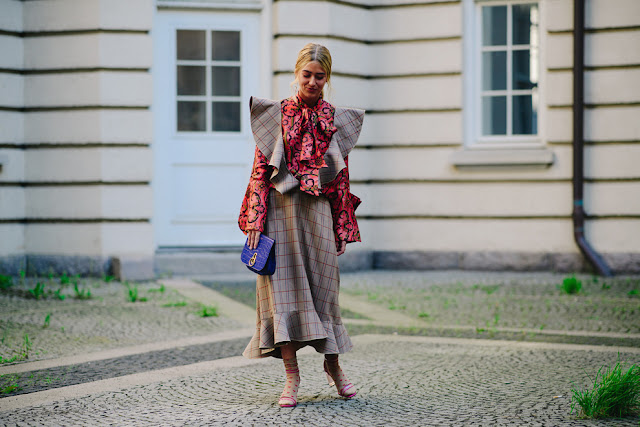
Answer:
285;368;299;374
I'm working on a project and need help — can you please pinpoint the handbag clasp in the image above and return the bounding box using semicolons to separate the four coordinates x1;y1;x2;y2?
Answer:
249;252;257;267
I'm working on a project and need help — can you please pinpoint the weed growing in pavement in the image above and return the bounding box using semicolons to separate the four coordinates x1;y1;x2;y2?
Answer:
43;313;51;329
0;333;32;364
571;358;640;419
28;282;46;300
472;284;501;295
148;283;166;293
560;275;582;295
22;333;31;359
124;282;147;303
53;288;66;301
163;301;188;308
73;281;92;300
59;272;70;286
0;374;21;394
18;270;26;287
197;304;218;317
103;274;115;283
629;289;639;297
0;275;13;290
418;312;430;319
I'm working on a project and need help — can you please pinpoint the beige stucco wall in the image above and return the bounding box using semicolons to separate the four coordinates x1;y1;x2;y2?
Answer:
1;0;638;275
0;0;155;277
273;0;640;271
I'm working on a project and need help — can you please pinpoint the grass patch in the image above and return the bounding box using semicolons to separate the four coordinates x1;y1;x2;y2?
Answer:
73;282;92;300
196;304;218;318
42;313;51;329
0;374;21;394
163;301;188;308
571;358;640;419
340;308;370;320
148;284;166;293
28;282;46;300
0;275;13;290
0;333;32;364
124;282;146;303
560;275;582;295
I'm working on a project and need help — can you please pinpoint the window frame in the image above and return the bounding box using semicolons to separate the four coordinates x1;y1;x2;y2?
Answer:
463;0;545;149
174;28;245;136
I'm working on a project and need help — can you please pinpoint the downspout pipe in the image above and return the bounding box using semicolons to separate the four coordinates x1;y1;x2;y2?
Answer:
572;0;613;276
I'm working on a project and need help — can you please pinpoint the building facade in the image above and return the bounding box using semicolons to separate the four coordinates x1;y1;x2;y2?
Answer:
0;0;638;278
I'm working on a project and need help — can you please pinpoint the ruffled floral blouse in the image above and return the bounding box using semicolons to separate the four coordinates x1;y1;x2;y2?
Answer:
239;95;361;249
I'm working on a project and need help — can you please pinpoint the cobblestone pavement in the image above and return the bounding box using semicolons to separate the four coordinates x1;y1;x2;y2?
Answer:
1;272;639;426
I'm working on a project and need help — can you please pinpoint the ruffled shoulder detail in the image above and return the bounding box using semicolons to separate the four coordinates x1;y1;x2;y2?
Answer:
249;96;365;193
319;106;365;186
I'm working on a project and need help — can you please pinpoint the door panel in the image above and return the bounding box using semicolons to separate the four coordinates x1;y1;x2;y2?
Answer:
153;11;259;247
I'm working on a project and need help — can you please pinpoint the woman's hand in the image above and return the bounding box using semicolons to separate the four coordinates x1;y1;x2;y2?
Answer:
247;230;261;250
336;241;346;256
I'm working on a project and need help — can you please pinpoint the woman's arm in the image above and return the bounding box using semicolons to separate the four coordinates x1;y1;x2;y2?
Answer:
322;156;361;255
238;147;271;248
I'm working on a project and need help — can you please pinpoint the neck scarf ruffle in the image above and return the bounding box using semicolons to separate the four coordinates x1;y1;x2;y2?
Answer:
281;94;337;195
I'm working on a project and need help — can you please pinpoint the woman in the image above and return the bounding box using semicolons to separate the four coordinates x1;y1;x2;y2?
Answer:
238;43;365;408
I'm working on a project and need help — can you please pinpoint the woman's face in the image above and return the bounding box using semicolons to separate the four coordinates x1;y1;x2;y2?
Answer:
296;60;327;106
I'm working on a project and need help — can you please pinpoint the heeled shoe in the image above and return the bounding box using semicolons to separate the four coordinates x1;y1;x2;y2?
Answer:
324;360;357;399
278;367;299;408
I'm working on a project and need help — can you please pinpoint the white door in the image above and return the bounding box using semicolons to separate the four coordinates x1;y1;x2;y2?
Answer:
153;11;259;248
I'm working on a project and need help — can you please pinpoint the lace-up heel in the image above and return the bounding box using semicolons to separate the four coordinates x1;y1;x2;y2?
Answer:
278;358;300;408
323;356;357;399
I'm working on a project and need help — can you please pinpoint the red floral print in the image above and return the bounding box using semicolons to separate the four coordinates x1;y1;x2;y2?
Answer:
238;146;272;233
322;156;362;248
282;95;337;196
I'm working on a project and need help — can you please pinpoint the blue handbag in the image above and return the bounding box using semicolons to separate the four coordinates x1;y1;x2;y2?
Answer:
241;234;276;275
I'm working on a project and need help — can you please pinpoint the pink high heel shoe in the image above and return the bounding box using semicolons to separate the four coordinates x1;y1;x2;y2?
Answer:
278;366;299;408
324;359;357;399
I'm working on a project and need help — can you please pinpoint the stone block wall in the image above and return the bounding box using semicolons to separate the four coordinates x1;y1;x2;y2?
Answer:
0;0;155;279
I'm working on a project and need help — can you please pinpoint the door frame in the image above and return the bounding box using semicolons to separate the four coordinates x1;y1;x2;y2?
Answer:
151;8;265;249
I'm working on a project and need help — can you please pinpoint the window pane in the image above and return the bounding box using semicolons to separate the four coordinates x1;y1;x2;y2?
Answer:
513;95;537;135
212;102;240;131
177;30;205;60
178;101;206;131
513;4;538;45
482;51;507;91
212;31;240;61
513;50;537;90
212;66;240;96
177;66;206;96
482;96;507;135
482;6;507;46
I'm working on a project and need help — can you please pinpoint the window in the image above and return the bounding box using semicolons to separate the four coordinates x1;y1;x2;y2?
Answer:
176;30;242;133
478;2;539;140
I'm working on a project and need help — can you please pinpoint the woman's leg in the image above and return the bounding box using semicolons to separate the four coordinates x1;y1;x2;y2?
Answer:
278;343;300;407
324;354;357;398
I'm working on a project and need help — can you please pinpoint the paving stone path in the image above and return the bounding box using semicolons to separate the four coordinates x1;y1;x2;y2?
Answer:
0;272;639;426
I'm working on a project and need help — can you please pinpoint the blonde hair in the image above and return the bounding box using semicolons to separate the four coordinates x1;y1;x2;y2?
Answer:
292;43;332;97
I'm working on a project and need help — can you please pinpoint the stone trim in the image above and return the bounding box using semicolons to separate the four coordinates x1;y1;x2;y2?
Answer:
3;251;637;278
372;251;640;274
451;148;554;168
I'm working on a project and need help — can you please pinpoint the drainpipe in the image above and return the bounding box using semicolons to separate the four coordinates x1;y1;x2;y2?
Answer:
572;0;613;276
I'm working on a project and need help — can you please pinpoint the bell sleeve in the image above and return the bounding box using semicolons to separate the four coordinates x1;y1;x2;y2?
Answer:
322;156;362;249
238;146;272;233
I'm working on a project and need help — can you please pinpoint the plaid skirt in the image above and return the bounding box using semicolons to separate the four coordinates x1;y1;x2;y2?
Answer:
242;188;353;359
